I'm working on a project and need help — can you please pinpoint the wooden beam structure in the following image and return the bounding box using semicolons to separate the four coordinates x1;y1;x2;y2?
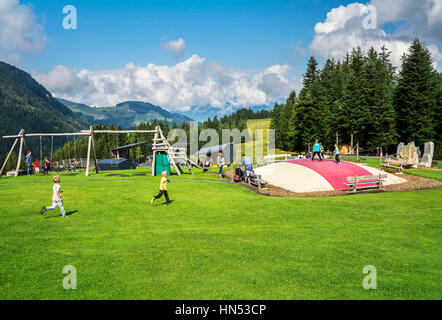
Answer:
3;132;90;139
0;130;22;176
1;127;199;177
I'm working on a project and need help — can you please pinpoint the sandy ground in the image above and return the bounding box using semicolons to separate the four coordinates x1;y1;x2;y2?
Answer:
223;169;442;197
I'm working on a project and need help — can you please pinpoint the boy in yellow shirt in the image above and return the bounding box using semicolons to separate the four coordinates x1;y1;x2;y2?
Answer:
151;171;171;206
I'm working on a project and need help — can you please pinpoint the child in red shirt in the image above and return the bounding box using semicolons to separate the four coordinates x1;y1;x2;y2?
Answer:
33;161;40;174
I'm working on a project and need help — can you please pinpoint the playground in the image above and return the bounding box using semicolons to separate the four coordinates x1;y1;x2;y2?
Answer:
1;125;441;300
0;164;441;299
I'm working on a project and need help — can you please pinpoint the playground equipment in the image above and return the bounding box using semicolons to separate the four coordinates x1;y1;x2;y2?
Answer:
1;126;200;177
253;159;406;193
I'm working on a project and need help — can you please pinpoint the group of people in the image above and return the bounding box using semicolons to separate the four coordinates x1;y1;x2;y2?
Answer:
24;151;51;175
304;140;341;164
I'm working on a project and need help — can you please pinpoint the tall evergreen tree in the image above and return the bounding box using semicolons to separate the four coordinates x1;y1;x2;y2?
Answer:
394;39;439;146
364;46;397;150
338;47;369;145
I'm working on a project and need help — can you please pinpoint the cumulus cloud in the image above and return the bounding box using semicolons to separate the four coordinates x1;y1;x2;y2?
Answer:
0;0;47;63
162;38;186;60
309;0;442;68
33;55;302;111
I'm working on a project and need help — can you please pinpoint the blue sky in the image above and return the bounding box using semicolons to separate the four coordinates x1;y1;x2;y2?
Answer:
26;0;355;74
1;0;441;119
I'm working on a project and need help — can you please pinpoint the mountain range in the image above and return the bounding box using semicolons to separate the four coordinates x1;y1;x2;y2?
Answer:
57;98;193;128
0;61;90;162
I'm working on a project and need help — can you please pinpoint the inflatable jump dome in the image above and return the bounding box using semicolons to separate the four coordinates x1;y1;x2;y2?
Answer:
253;159;407;193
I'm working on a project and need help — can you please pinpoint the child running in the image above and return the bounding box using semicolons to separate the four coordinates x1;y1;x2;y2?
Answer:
40;176;66;217
151;171;171;206
334;143;341;164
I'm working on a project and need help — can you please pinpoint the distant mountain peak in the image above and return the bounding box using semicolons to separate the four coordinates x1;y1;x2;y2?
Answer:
57;98;193;129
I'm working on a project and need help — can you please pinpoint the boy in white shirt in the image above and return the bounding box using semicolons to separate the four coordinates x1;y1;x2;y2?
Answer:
40;176;67;217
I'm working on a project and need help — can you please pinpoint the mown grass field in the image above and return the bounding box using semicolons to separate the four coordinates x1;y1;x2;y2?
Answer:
0;167;441;300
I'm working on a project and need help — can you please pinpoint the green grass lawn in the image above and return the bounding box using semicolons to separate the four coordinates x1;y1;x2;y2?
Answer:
340;156;442;182
0;168;441;299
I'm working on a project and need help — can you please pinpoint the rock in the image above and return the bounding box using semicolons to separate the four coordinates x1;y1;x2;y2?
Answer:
420;142;434;168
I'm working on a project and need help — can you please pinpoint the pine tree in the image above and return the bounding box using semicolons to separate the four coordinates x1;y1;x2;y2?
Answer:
364;46;397;151
303;56;320;90
292;91;323;151
338;47;369;145
394;39;439;146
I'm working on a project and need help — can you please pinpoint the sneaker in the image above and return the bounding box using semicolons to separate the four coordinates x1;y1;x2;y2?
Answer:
150;197;155;204
166;202;171;206
40;207;46;215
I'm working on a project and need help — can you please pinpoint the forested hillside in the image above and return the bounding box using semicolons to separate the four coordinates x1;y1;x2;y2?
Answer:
271;39;441;157
0;62;90;169
58;98;193;128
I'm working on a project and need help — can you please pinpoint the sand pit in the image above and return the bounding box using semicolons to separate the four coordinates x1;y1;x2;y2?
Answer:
253;159;407;193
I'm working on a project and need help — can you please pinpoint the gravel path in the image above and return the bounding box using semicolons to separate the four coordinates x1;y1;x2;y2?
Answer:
222;169;442;197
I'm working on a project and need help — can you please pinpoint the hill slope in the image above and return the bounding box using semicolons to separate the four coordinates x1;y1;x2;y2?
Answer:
0;62;90;164
57;98;193;128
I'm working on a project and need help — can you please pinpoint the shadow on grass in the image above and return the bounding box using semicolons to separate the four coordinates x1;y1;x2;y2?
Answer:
44;210;78;218
152;200;174;207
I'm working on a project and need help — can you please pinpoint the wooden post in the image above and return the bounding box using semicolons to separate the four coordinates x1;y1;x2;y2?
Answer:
350;134;353;154
379;173;383;191
380;146;383;165
15;130;25;177
152;127;158;176
90;127;99;174
336;131;338;146
40;136;42;164
356;142;359;160
0;133;20;176
85;126;93;177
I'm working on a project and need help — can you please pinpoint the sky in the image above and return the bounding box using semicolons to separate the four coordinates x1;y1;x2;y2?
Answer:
0;0;441;119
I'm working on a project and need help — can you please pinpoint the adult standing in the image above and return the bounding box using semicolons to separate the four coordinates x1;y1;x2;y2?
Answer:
312;140;322;161
217;151;226;178
25;151;32;175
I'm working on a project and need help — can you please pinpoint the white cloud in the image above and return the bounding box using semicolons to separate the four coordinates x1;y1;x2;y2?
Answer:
33;55;302;111
162;38;186;60
0;0;47;63
309;1;442;68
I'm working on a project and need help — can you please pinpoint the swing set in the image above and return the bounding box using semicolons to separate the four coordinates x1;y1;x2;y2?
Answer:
1;126;201;177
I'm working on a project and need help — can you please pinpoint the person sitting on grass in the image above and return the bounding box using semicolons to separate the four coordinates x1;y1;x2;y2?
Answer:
151;171;171;206
312;139;322;161
40;176;67;217
217;151;226;178
239;153;253;177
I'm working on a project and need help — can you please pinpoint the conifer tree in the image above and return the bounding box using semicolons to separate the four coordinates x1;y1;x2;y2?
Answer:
394;39;439;146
